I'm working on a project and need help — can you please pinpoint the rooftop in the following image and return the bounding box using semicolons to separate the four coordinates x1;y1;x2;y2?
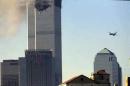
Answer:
62;75;94;84
94;70;109;75
98;48;114;55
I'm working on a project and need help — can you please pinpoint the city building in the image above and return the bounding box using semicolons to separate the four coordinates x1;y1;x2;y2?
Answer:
94;48;122;86
0;60;19;86
19;57;27;86
60;70;110;86
28;0;62;85
93;70;110;85
126;77;130;86
25;50;55;86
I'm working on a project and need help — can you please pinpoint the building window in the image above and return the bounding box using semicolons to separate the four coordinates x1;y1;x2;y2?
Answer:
99;75;104;80
81;78;84;81
109;57;113;61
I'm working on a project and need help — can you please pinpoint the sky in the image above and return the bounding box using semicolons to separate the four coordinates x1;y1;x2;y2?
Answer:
0;0;130;86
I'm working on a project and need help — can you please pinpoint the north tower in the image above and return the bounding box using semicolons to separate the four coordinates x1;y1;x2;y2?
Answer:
27;0;62;86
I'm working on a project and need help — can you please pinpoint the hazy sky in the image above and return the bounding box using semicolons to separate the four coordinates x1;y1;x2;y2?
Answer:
0;0;130;85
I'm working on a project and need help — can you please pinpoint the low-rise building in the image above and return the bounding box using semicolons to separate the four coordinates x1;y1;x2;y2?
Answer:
60;70;110;86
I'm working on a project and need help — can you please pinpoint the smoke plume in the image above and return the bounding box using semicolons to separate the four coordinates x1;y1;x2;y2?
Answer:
0;0;27;37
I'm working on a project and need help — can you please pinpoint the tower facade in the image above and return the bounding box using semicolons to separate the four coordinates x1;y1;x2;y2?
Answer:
94;48;122;86
25;50;54;86
28;0;62;85
0;60;19;86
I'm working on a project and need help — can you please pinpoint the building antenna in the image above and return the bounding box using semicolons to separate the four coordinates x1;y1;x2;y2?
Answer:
26;1;29;49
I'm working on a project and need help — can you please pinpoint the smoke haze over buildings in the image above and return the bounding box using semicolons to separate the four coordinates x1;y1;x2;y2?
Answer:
0;0;27;37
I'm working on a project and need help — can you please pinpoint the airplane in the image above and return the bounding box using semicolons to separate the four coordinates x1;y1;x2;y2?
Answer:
109;32;117;36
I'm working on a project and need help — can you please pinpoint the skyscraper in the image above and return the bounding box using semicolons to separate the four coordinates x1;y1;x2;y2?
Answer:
28;0;62;85
0;60;19;86
94;48;122;86
19;57;27;86
25;50;54;86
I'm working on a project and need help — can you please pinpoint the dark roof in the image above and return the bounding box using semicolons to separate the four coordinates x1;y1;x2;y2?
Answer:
94;70;109;75
3;60;18;62
63;75;94;84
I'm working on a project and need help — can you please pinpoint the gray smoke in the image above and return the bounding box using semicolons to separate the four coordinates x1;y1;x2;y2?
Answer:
0;0;27;37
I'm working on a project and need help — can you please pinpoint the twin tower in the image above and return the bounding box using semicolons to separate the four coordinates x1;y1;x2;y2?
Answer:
27;0;62;86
